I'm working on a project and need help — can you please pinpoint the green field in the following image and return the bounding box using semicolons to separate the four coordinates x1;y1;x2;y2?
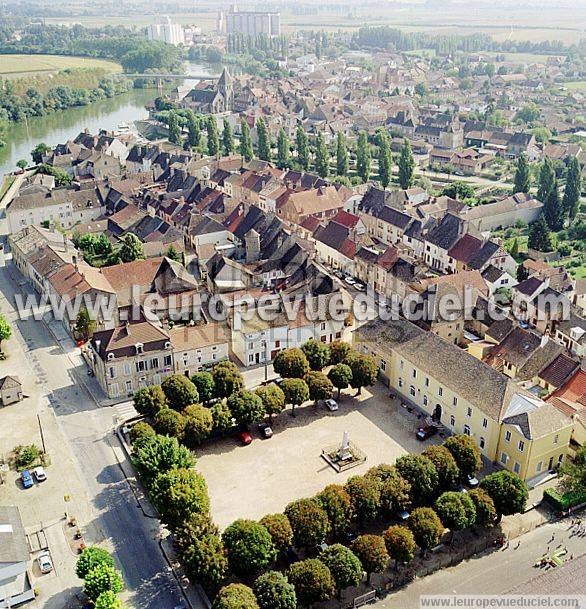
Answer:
565;81;586;92
0;54;122;77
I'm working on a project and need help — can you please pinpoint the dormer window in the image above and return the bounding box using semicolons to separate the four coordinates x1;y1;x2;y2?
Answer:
135;343;144;355
107;352;115;361
165;341;171;350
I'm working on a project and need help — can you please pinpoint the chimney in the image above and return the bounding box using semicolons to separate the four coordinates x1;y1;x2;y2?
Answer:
125;322;131;335
540;331;549;348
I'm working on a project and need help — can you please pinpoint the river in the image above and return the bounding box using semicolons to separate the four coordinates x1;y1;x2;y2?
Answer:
0;62;220;177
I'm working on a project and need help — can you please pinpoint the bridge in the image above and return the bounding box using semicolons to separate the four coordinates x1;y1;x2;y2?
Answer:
121;73;216;80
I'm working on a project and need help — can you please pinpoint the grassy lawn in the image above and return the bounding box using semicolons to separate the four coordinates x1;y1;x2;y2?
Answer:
0;176;15;204
564;80;586;92
0;54;122;77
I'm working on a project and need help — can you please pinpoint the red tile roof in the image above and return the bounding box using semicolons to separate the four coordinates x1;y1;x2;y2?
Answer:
331;209;360;229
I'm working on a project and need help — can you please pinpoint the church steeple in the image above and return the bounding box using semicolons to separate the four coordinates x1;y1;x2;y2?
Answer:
218;67;234;110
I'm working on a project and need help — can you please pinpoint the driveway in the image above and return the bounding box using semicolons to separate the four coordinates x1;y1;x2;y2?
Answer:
196;382;444;529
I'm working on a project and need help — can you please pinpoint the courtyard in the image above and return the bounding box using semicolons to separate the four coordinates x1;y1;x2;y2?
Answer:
196;382;444;529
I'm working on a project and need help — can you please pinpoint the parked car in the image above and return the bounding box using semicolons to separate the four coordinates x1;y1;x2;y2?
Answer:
37;552;53;574
354;282;366;292
237;431;252;445
20;470;34;489
397;510;410;521
323;398;339;411
258;422;273;439
416;425;438;441
33;466;47;482
344;276;356;286
466;475;479;488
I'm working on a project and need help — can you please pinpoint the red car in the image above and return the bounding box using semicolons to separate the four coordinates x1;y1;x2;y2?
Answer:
237;431;252;445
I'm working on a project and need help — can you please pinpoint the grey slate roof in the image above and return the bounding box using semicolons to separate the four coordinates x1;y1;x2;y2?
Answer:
0;506;29;564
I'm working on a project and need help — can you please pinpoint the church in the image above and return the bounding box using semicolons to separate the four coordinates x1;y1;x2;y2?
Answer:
181;67;234;114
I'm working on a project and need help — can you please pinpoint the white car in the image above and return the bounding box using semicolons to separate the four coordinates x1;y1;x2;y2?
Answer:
33;466;47;482
324;398;339;411
37;553;53;574
344;276;356;285
354;282;366;292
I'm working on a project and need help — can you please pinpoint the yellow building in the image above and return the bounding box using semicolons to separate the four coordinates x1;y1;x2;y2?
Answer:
355;318;573;483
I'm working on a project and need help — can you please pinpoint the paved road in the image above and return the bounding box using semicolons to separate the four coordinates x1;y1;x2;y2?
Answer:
379;517;586;608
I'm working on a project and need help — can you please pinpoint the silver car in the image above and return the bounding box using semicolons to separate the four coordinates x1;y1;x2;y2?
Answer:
324;398;339;411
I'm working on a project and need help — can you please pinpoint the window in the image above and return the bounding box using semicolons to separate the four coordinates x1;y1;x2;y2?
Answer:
380;360;386;371
553;434;559;444
536;461;543;473
400;360;404;370
123;363;131;376
518;440;525;452
109;366;117;379
153;374;161;385
479;437;485;449
500;452;508;465
275;340;281;348
513;462;520;474
558;454;564;465
321;322;326;331
398;378;403;388
249;342;254;350
505;430;511;442
463;424;471;436
164;355;172;367
450;415;455;426
249;354;254;363
110;383;119;397
125;380;132;393
453;397;459;407
409;385;416;397
136;361;146;373
412;369;417;379
423;395;428;406
425;377;429;387
467;406;472;417
438;386;443;397
150;358;159;369
482;418;488;428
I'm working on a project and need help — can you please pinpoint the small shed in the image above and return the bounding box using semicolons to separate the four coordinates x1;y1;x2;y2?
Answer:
0;376;23;405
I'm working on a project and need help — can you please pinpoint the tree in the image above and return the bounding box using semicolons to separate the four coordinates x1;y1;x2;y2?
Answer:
74;306;95;341
133;385;167;418
84;564;124;601
301;339;330;371
305;371;333;406
397;139;415;190
316;485;353;537
543;178;564;231
383;526;416;570
468;488;497;528
513;152;531;194
31;142;51;164
16;159;27;170
414;83;427;96
344;476;381;522
527;214;553;252
259;514;294;553
132;434;195;486
161;375;199;411
509;237;519;259
422;445;460;491
273;348;310;378
435;491;476;536
284;498;331;548
187;111;201;149
335;132;349;177
281;378;309;417
314;132;329;178
296;126;310;171
407;507;444;554
227;390;266;426
95;591;126;609
254;571;297;609
212;361;244;398
320;544;363;594
76;546;114;580
356;131;371;183
377;469;412;516
276;128;290;169
207;116;220;157
377;131;392;189
480;471;528;518
287;559;335;607
329;341;352;365
537;157;556;202
165;245;181;262
210;400;234;434
150;467;209;530
255;384;285;422
444;435;482;478
154;408;186;438
191;372;216;404
118;233;144;263
327;364;352;399
183;404;214;447
213;584;259;609
222;519;276;577
559;445;586;494
351;535;388;583
563;156;581;221
222;118;234;156
129;421;156;447
257;118;272;162
168;111;181;144
395;455;439;504
240;120;254;162
344;352;377;395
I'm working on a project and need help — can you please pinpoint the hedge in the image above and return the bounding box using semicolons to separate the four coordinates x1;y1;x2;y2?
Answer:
543;488;586;511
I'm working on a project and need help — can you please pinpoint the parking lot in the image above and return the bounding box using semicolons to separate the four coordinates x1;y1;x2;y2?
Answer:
196;382;444;529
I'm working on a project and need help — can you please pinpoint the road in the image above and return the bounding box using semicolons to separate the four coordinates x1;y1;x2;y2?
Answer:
0;197;183;608
379;517;586;608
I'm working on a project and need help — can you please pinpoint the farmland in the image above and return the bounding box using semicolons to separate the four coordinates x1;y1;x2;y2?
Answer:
0;54;122;78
